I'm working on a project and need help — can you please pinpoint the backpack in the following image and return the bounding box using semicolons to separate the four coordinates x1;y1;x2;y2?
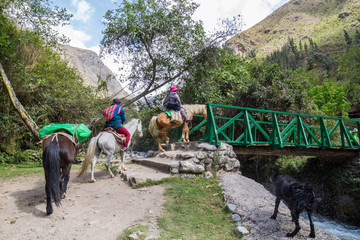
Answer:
162;93;170;107
102;105;122;121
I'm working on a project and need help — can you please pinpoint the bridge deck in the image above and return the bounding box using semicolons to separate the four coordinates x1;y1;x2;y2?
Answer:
232;144;359;159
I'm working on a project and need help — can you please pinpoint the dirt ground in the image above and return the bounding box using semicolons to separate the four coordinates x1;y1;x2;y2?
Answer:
0;169;165;240
0;167;341;240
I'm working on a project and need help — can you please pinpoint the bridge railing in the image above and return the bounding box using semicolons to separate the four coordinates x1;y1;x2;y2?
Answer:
202;103;360;149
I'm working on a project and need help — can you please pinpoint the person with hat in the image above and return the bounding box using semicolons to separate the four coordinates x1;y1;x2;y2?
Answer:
104;98;130;151
162;86;190;122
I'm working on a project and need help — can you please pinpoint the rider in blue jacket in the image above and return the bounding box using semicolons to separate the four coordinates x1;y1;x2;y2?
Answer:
104;98;130;151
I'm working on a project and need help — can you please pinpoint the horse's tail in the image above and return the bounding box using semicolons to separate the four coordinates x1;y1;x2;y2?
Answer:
149;116;159;137
44;141;61;206
77;136;98;177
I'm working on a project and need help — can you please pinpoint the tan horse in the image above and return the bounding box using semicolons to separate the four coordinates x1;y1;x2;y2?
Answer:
149;104;207;152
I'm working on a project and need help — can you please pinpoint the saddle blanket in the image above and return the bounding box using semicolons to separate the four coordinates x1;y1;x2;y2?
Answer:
104;127;126;145
165;109;192;123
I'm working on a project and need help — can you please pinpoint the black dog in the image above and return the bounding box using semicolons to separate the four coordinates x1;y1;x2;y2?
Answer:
270;169;316;238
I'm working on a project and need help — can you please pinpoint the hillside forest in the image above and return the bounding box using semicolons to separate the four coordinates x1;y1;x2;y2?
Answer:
1;0;360;226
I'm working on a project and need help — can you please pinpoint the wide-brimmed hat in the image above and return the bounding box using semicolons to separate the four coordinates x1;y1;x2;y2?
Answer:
170;86;180;92
112;98;122;104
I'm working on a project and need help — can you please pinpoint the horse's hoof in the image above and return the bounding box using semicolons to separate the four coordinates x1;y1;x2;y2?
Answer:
90;179;96;183
61;193;66;199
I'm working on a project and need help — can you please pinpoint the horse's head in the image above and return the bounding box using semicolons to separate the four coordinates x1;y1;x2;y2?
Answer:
135;119;143;138
185;104;207;119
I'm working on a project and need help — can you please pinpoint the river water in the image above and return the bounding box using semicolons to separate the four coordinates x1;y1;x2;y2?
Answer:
301;213;360;240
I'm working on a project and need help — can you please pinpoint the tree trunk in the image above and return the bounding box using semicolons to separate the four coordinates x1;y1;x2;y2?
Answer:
0;63;40;139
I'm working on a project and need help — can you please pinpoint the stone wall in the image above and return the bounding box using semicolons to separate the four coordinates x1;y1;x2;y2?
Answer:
147;141;240;174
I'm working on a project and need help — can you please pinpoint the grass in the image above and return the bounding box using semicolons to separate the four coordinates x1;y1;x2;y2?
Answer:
119;176;239;240
0;162;82;179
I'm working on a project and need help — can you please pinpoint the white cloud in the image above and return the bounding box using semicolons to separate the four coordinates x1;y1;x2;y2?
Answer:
57;25;91;49
71;0;94;22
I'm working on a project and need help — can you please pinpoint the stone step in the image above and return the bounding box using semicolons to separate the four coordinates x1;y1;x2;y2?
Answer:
118;162;173;186
132;157;180;174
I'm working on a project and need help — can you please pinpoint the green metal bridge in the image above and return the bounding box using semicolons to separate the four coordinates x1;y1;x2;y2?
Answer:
181;103;360;159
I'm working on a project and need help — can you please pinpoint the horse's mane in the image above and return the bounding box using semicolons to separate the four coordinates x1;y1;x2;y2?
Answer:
183;104;206;114
124;118;139;128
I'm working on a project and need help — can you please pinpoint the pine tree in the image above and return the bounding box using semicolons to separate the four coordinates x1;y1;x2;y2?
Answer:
344;29;352;47
355;29;360;47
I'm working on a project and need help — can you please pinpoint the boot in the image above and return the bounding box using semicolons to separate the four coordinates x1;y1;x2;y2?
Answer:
180;110;190;123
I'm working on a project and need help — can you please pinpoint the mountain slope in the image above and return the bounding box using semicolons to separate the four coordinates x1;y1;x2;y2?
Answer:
226;0;360;57
60;45;128;99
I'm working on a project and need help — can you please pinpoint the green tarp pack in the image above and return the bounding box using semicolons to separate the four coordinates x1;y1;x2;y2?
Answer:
39;123;91;143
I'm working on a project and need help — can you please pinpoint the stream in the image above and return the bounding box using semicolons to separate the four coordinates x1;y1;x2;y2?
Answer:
305;213;360;240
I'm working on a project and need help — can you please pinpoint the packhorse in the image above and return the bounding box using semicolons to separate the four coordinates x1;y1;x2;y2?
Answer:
149;104;207;152
41;132;77;215
78;118;143;182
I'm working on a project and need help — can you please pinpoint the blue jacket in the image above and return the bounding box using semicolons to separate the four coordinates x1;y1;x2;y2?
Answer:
105;105;126;129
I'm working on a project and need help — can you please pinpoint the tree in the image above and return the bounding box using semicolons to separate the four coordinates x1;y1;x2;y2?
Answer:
100;0;242;106
344;29;352;48
0;0;72;140
355;29;360;47
309;81;351;117
1;0;72;45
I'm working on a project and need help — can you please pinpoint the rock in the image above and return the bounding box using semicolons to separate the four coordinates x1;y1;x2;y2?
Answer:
147;150;158;157
197;143;217;151
228;150;237;158
234;226;249;237
179;161;205;173
218;143;228;151
176;153;195;160
196;150;206;160
226;203;237;213
203;171;213;179
231;213;241;222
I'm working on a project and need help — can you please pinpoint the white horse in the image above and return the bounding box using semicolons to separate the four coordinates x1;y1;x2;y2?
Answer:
78;118;143;182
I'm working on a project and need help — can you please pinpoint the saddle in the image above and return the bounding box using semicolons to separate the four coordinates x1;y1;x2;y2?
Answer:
104;127;126;145
165;110;192;123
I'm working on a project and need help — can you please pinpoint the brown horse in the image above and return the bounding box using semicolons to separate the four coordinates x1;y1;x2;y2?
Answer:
41;132;77;215
149;104;207;152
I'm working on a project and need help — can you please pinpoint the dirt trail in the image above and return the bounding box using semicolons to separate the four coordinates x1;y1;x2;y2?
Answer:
0;169;164;240
0;167;341;240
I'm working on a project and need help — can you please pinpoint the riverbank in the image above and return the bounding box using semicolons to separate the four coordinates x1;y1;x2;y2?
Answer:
218;171;340;239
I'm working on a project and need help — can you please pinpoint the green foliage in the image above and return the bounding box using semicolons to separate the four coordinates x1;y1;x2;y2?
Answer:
0;10;105;152
0;150;39;164
0;0;72;45
309;81;351;117
233;62;317;115
182;47;251;105
337;46;360;106
275;155;310;176
101;0;206;94
344;29;352;47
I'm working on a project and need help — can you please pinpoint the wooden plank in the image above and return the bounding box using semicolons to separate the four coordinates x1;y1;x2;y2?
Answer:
232;145;358;158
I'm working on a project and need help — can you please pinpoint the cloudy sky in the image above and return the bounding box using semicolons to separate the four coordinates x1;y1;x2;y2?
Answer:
52;0;289;50
50;0;288;81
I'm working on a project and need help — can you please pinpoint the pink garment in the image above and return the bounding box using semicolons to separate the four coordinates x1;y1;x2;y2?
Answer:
115;127;130;147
